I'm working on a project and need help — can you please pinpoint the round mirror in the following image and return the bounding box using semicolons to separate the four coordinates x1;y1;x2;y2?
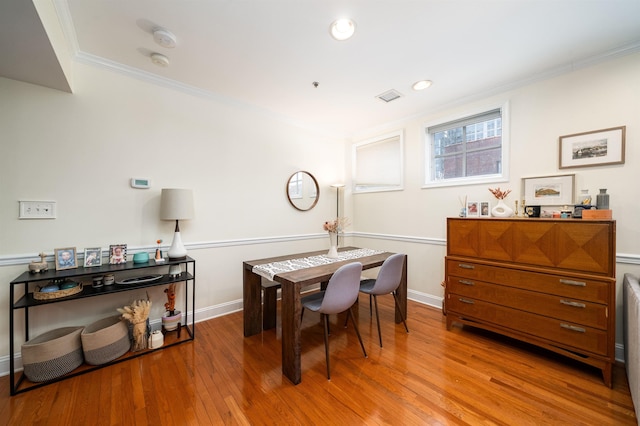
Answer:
286;171;319;211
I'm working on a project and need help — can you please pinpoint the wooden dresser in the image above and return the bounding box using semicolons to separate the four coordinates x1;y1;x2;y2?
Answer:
445;217;616;386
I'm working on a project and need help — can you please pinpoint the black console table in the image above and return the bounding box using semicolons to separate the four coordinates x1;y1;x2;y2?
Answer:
9;256;195;395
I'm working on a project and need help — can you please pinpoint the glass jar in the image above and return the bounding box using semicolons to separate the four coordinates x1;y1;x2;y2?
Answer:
576;189;591;205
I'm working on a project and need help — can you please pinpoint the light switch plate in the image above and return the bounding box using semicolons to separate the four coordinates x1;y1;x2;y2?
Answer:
19;201;57;219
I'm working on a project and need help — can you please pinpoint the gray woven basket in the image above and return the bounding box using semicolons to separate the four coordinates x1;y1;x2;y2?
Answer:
81;315;131;365
22;326;84;382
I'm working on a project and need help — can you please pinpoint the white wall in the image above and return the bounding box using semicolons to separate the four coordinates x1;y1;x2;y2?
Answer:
0;61;345;365
0;52;639;376
349;52;640;359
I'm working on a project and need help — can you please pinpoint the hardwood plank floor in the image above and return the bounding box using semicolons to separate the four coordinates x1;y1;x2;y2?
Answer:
1;296;637;425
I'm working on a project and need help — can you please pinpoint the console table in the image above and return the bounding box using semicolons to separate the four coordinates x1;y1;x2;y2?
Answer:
9;256;195;395
243;247;407;385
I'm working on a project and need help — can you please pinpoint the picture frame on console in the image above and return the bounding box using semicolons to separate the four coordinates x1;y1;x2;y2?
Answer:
84;247;102;267
466;201;479;217
559;126;625;169
109;244;127;265
480;202;490;217
55;247;78;271
522;174;575;208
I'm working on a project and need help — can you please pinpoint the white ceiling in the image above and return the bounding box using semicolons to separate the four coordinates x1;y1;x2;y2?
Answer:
3;1;640;137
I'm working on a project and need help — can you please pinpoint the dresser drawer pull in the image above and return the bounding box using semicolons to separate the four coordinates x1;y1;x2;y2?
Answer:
458;298;475;304
559;279;586;287
560;323;586;333
458;279;475;286
560;300;586;308
458;263;475;270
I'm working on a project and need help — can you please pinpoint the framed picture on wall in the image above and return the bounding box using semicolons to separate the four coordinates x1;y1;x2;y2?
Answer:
55;247;78;271
109;244;127;265
559;126;625;169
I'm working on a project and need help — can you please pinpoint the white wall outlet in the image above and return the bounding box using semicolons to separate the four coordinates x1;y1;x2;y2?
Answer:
19;201;57;219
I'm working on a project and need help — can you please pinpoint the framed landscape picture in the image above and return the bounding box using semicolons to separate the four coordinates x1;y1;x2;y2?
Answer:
522;174;575;207
559;126;625;169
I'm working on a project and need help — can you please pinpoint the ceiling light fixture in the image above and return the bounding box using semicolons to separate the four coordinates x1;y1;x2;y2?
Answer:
153;28;177;48
151;52;170;67
330;18;356;41
412;80;433;91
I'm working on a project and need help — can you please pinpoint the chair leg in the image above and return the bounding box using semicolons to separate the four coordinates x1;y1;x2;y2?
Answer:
392;291;409;333
347;308;368;358
369;294;373;316
322;313;331;380
372;295;383;347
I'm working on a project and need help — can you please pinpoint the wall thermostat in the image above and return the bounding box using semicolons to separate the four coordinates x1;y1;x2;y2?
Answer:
131;178;151;189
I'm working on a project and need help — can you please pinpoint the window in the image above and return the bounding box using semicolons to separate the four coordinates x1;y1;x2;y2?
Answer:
424;103;509;187
353;130;403;193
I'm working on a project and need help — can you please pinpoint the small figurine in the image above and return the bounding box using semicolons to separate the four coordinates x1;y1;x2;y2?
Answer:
164;283;176;315
28;252;48;274
155;239;165;263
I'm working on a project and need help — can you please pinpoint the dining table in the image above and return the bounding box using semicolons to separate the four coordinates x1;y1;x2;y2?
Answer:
243;246;407;385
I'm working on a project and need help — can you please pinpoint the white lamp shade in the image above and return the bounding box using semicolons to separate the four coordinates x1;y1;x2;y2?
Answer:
160;189;194;221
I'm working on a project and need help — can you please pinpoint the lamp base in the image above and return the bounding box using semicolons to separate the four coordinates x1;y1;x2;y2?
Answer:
168;264;182;277
167;230;187;259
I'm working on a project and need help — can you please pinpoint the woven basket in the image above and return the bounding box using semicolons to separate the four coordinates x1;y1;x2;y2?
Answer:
81;315;131;365
33;283;83;300
22;326;84;382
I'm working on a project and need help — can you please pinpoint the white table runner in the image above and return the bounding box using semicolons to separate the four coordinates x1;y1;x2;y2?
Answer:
252;248;384;281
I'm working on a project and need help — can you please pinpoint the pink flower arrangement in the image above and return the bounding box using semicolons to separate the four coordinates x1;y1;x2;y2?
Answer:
488;187;512;200
323;217;350;233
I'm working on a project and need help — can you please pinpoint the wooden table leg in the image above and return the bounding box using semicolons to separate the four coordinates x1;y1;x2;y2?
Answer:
243;267;262;337
280;281;302;384
395;255;408;324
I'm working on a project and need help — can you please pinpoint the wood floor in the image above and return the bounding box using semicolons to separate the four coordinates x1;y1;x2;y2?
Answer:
1;296;637;425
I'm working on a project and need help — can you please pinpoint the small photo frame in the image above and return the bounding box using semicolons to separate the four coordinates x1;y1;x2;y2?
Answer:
480;201;491;217
55;247;78;271
466;201;479;217
559;126;625;169
522;174;575;207
84;248;102;267
109;244;127;265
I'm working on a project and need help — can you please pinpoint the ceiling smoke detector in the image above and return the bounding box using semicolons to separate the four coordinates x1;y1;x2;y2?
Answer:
151;52;170;67
153;28;177;48
376;89;403;103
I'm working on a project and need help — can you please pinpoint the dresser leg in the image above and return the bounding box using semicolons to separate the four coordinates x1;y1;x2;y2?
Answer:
602;363;613;388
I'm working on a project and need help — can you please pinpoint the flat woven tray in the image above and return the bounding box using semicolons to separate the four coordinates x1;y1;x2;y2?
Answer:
34;283;83;300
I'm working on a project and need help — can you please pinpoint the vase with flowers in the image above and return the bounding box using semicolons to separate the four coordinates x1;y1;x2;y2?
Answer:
488;187;514;217
323;217;349;258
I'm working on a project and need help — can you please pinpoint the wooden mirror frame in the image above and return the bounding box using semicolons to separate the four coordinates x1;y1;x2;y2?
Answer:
286;171;319;211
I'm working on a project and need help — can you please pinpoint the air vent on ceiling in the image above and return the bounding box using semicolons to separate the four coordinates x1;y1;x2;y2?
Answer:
376;89;403;103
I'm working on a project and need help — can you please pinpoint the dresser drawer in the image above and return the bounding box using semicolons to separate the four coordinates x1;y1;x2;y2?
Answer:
447;276;608;330
447;258;611;304
447;296;609;356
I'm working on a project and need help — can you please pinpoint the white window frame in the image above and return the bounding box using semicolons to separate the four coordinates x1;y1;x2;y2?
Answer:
352;130;404;193
422;101;510;188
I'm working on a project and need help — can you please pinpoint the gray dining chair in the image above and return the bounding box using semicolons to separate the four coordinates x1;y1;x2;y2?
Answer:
359;253;408;347
301;262;367;380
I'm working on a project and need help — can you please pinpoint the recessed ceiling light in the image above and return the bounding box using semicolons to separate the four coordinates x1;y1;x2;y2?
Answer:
153;28;177;48
412;80;432;91
330;18;356;41
151;52;170;67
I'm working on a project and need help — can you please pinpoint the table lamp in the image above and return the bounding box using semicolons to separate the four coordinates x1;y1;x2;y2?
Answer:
160;189;194;275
